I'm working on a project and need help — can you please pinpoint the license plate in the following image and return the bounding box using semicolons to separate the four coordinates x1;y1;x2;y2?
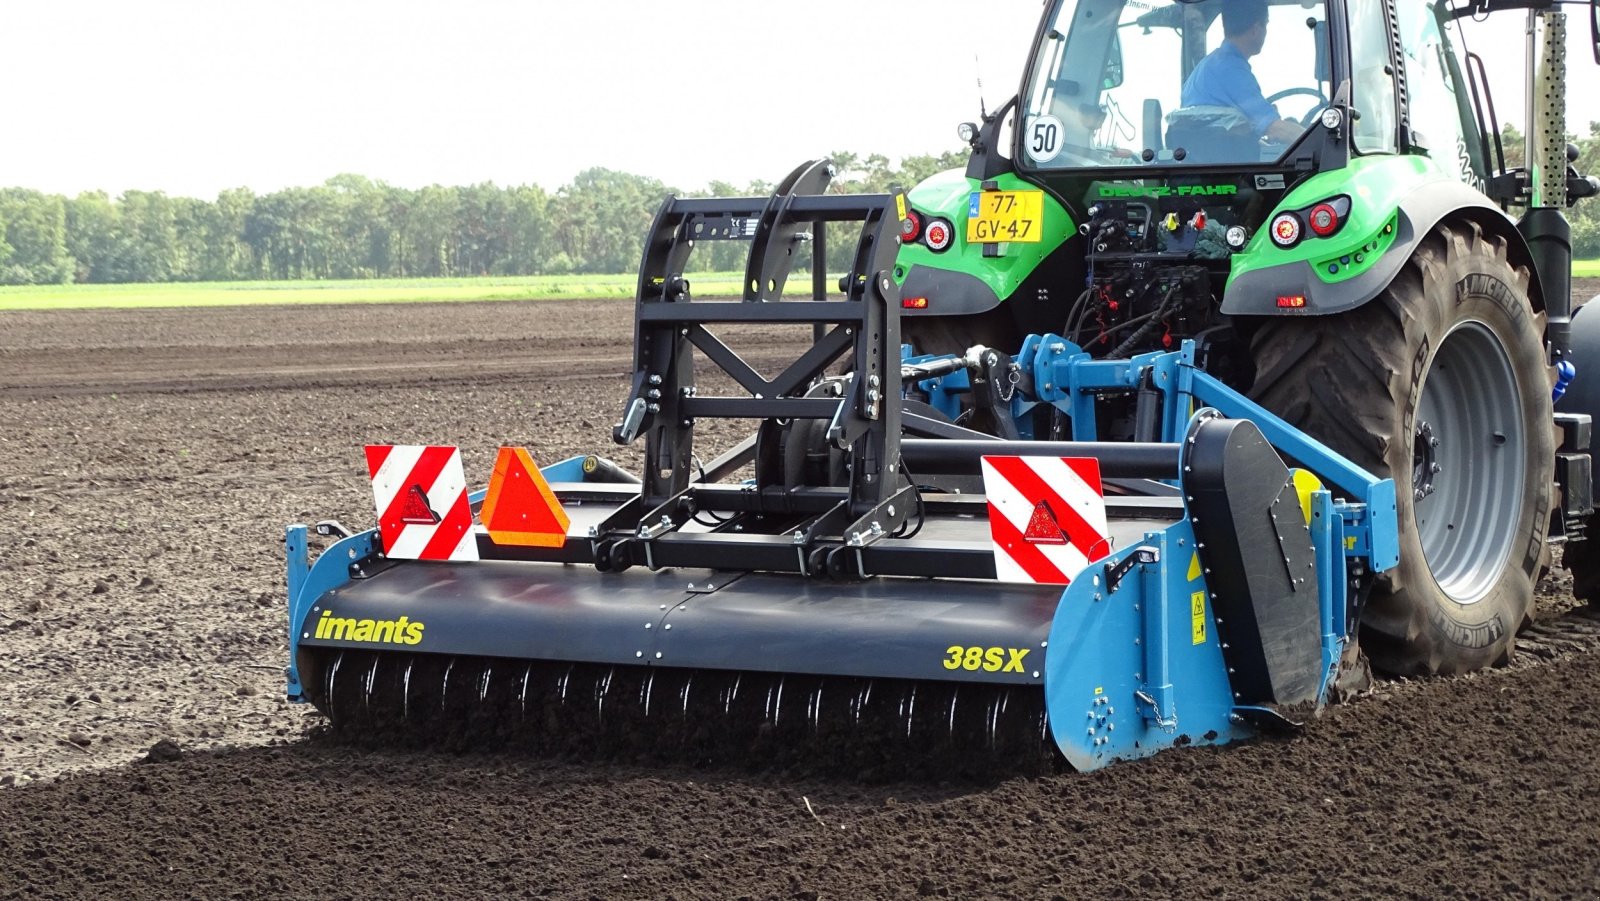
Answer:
965;190;1044;243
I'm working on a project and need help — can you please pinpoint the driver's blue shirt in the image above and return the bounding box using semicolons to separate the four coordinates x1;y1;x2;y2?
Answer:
1180;41;1279;135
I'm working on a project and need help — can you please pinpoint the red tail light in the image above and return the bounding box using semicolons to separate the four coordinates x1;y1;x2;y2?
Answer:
900;211;923;244
1308;203;1339;237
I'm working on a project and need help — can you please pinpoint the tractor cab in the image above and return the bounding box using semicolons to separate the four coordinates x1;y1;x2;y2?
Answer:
1019;0;1341;169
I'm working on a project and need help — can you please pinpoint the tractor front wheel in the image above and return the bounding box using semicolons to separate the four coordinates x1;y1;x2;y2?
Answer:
1249;221;1554;674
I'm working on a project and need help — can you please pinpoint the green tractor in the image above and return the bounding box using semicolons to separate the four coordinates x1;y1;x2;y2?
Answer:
893;0;1600;675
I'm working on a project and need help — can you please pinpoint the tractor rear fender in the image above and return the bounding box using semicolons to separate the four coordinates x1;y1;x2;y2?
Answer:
895;168;1074;319
1223;177;1544;318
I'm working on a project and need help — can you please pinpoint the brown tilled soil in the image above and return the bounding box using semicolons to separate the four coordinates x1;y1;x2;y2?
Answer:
2;287;1599;899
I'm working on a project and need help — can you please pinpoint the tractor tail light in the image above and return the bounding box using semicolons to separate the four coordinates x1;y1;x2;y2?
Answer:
1270;213;1302;247
925;218;954;252
901;211;923;244
1308;203;1339;237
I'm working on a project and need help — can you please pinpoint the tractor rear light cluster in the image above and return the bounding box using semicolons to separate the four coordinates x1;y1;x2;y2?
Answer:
1268;194;1351;249
901;211;923;244
924;218;954;252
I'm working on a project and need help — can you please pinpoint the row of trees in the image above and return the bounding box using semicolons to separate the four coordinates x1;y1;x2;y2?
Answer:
4;123;1599;287
0;151;966;286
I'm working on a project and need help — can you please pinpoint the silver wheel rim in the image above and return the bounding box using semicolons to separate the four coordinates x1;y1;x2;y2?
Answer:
1413;320;1524;604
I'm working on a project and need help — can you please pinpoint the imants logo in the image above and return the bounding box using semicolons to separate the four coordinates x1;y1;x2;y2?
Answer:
313;610;425;645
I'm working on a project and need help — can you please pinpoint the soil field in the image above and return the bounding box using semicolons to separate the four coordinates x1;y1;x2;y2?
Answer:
2;287;1599;899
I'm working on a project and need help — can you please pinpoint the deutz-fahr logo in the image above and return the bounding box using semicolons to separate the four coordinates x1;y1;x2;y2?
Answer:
1097;184;1238;198
313;609;425;645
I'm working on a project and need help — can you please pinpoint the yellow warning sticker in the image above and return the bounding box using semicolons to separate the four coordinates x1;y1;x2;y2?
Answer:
895;193;907;222
1191;591;1207;645
1187;552;1201;582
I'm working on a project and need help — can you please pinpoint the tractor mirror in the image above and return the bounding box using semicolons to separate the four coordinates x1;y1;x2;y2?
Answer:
1312;18;1330;83
1591;0;1598;64
1103;35;1125;89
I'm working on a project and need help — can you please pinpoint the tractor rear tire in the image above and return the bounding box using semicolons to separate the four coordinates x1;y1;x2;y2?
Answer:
1248;221;1554;675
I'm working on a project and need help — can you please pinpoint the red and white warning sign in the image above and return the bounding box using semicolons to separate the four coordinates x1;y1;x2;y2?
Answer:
980;455;1110;584
365;445;478;562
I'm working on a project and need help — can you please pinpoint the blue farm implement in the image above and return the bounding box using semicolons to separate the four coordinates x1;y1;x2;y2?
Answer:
285;183;1407;773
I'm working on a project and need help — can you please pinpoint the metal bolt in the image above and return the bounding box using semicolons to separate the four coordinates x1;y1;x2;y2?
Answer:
645;622;653;630
664;623;672;630
636;651;644;658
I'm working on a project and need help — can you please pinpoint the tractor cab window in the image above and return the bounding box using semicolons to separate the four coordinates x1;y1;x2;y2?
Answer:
1397;0;1482;184
1348;0;1399;154
1020;0;1332;169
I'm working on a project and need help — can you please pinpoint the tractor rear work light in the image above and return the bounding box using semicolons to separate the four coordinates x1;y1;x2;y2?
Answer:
1270;213;1302;247
1308;203;1339;237
925;218;954;252
901;211;923;244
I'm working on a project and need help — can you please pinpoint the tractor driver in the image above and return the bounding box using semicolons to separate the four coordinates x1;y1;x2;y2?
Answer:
1180;0;1303;144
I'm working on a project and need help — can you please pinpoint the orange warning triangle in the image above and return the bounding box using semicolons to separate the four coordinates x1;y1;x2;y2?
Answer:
480;447;571;547
1022;500;1067;545
399;484;441;524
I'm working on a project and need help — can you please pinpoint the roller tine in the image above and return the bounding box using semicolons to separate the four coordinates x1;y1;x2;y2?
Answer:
402;658;413;722
681;672;693;718
597;667;613;724
987;693;1001;751
947;690;958;739
364;656;379;714
519;663;532;721
441;658;456;713
905;685;917;740
643;670;655;718
479;664;492;705
324;652;344;725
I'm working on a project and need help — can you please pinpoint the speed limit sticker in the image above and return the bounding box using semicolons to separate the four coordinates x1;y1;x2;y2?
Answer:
1023;115;1063;163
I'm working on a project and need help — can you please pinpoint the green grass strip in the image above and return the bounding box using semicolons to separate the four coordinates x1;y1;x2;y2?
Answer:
0;273;750;310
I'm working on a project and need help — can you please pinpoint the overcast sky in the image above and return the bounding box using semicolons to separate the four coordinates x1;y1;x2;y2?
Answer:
3;1;1595;200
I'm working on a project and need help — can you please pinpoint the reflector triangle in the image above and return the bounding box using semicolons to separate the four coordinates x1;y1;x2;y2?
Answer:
1022;500;1067;545
399;484;440;524
480;447;571;547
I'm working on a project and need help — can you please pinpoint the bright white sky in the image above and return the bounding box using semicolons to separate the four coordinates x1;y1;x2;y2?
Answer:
2;1;1595;200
